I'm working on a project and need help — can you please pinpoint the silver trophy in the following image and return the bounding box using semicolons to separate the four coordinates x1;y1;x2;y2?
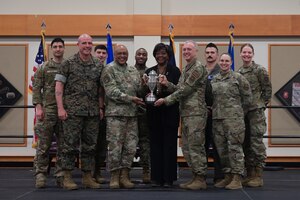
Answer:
145;70;158;104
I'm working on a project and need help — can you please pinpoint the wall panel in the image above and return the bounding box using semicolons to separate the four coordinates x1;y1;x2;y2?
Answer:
1;15;300;36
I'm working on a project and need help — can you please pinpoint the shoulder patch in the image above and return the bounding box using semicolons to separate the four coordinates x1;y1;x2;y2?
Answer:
190;70;200;82
103;74;111;84
244;83;250;90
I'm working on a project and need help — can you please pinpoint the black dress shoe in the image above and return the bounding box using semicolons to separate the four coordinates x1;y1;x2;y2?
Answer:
151;181;163;187
164;181;173;188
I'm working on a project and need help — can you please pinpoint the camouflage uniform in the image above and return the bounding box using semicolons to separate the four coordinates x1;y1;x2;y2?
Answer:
55;53;103;172
135;65;150;169
204;64;223;181
164;59;208;176
238;61;272;168
32;59;64;178
101;61;141;171
211;70;252;175
94;115;107;170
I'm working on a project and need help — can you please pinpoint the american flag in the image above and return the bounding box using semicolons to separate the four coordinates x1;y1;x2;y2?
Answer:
29;38;46;93
31;30;46;148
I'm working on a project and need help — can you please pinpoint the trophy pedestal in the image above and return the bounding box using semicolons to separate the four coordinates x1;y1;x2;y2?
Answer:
145;94;156;105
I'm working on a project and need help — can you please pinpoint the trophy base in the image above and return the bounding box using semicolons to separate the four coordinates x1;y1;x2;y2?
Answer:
145;95;156;105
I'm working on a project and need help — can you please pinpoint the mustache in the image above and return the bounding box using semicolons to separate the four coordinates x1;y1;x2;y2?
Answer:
208;56;213;59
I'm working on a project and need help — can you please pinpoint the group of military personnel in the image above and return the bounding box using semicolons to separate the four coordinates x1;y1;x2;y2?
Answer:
33;34;150;190
32;34;271;191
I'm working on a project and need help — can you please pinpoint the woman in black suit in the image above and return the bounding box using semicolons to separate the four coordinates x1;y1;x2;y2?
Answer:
145;43;181;187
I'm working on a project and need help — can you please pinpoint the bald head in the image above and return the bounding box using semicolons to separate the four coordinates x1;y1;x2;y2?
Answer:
114;44;128;54
77;34;93;60
114;44;128;66
78;34;92;43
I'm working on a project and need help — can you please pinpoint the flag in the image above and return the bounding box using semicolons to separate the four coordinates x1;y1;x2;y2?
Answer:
29;31;47;93
228;24;235;70
31;30;47;148
168;32;176;66
106;33;114;64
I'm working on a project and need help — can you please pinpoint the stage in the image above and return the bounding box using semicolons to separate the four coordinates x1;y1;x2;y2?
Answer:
1;166;300;200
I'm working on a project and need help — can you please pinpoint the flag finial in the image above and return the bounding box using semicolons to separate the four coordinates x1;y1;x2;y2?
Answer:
106;23;112;33
168;24;174;33
229;23;235;31
41;20;46;30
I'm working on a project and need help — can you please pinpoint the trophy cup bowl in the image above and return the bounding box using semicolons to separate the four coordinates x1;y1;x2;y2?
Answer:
145;70;158;105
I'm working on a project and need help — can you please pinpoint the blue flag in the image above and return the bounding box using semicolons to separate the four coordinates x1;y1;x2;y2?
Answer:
168;33;176;66
228;27;234;70
106;33;114;64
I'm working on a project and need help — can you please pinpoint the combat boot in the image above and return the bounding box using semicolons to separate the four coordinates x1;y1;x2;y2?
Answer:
120;168;135;189
242;167;255;186
142;167;151;183
225;174;242;190
246;167;264;187
109;169;120;189
35;173;47;188
94;169;106;184
63;170;78;190
56;176;64;188
82;171;101;189
185;175;207;190
179;173;195;189
54;164;64;187
214;174;232;188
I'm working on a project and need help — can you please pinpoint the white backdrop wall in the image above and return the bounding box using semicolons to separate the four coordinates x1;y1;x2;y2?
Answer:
1;0;300;15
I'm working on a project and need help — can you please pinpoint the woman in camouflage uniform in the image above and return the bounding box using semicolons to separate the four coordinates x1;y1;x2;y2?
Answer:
238;44;272;187
211;53;252;190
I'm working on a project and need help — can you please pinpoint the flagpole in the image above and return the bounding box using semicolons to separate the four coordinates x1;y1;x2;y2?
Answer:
41;21;47;61
168;24;176;66
168;24;175;47
229;23;235;39
31;21;47;148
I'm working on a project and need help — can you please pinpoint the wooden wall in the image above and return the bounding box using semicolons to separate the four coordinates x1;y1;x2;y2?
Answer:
1;15;300;36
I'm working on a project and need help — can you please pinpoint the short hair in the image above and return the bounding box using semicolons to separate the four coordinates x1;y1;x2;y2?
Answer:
205;42;218;52
152;43;172;58
220;52;232;61
184;40;198;49
135;48;147;54
51;37;65;47
240;43;254;53
94;44;107;52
